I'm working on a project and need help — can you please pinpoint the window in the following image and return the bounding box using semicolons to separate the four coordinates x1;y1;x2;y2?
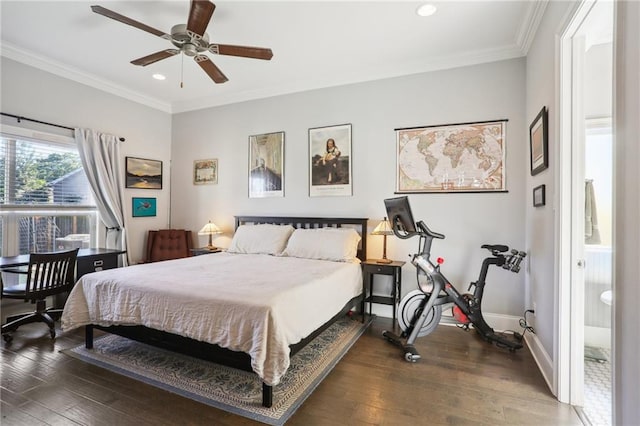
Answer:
585;119;613;246
0;128;99;256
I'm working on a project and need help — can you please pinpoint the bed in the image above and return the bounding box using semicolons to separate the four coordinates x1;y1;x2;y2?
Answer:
61;216;368;407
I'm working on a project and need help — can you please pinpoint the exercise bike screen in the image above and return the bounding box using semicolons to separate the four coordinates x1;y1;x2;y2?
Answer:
384;196;417;233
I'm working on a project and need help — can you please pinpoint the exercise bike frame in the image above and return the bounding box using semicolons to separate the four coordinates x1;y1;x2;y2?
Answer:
384;220;525;361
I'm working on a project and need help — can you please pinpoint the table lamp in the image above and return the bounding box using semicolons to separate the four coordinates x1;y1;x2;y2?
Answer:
198;221;222;249
371;217;393;264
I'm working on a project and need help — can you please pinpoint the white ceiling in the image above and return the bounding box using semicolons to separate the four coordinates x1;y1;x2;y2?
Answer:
0;1;546;113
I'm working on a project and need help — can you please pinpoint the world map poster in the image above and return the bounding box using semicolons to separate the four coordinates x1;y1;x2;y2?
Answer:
396;120;507;193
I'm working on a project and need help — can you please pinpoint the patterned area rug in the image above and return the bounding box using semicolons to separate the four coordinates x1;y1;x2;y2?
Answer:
64;315;372;425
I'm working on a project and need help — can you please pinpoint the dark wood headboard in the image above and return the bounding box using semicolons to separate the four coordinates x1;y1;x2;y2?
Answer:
234;216;369;262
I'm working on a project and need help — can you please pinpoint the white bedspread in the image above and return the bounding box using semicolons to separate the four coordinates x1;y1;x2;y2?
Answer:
61;253;362;386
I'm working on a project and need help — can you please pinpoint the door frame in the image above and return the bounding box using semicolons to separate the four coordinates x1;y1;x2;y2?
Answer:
556;0;597;405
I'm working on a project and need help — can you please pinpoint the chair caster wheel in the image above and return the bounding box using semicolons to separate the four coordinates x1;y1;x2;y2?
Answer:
3;334;13;343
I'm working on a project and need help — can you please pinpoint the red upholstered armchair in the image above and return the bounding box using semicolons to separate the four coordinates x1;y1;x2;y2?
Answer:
145;229;194;263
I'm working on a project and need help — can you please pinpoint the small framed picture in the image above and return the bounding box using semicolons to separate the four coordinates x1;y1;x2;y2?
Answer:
529;106;549;176
125;157;162;189
248;131;284;198
533;184;546;207
193;159;218;185
132;197;157;217
309;123;352;197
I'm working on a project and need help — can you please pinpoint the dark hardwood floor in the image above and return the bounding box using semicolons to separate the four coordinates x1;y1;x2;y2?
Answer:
1;301;581;425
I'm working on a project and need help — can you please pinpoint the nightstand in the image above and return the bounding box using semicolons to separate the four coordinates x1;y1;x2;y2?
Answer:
362;259;406;323
190;247;222;256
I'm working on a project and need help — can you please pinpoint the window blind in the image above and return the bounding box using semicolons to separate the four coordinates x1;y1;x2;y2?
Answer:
0;136;95;206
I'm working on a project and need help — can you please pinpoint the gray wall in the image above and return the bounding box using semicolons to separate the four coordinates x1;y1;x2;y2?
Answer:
0;58;173;262
524;0;575;369
171;58;527;317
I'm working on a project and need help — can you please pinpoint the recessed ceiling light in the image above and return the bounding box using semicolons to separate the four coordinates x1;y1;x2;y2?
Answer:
416;3;437;17
152;73;166;81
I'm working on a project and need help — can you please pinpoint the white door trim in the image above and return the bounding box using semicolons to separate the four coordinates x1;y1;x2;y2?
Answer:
555;0;596;404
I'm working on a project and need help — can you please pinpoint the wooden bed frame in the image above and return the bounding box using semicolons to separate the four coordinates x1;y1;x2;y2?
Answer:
84;216;368;408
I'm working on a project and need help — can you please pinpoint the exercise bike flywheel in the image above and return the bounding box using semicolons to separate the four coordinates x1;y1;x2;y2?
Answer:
398;290;442;337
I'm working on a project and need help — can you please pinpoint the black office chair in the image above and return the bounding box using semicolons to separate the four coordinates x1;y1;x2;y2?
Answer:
1;248;78;343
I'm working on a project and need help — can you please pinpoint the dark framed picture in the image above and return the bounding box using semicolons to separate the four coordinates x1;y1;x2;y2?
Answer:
533;184;546;207
248;131;284;198
309;123;352;197
125;157;162;189
194;159;218;185
132;197;157;217
529;106;549;176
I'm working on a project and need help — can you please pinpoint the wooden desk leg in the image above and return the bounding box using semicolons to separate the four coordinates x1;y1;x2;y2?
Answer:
392;270;396;324
395;267;402;325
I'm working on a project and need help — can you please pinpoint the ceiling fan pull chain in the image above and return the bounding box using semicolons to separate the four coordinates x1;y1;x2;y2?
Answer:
180;53;184;88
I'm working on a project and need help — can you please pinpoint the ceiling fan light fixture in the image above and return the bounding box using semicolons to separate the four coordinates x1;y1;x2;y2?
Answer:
416;3;437;17
152;73;166;80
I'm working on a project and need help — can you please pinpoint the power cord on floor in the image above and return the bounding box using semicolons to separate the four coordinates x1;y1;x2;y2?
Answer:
515;309;535;342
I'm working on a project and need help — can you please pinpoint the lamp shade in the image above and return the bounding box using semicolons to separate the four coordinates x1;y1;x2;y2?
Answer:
371;217;393;264
198;221;222;250
371;217;393;235
198;221;222;235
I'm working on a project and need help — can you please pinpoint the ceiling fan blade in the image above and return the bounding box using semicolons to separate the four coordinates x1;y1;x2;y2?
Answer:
187;0;215;39
91;5;170;39
131;50;180;66
208;44;273;61
194;55;228;84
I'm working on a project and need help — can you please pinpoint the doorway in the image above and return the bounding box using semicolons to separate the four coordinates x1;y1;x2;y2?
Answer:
558;1;613;424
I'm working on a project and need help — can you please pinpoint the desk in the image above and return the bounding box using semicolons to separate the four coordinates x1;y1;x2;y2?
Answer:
1;248;126;278
362;259;405;323
1;249;126;307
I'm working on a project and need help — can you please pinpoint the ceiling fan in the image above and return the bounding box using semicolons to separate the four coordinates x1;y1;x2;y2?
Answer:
91;0;273;84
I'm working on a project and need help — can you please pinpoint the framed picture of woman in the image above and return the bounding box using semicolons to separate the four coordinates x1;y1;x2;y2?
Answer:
309;123;352;197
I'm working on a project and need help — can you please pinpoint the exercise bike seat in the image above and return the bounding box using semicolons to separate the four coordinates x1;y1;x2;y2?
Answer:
481;244;509;253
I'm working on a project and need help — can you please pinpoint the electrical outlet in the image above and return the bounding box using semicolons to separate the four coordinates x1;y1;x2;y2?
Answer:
532;302;537;316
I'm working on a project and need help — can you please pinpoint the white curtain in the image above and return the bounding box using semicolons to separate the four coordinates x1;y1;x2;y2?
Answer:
75;128;128;266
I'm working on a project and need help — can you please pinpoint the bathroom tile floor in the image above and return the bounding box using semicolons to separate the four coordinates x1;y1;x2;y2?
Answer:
583;347;612;426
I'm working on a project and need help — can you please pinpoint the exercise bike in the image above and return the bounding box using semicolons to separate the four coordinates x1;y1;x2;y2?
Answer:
382;196;527;362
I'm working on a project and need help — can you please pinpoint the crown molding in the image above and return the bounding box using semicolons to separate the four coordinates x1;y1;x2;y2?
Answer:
3;37;528;115
1;42;172;113
172;43;526;113
517;0;549;55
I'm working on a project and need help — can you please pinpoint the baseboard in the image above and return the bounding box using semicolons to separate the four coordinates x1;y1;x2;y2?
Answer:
524;331;555;395
371;305;522;333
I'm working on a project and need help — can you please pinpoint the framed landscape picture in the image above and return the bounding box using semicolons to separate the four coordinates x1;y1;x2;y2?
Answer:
125;157;162;189
132;197;156;217
248;131;284;198
395;119;507;193
309;123;352;197
194;159;218;185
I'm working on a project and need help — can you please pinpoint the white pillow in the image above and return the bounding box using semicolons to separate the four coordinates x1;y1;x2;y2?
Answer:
283;228;361;262
227;224;294;255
